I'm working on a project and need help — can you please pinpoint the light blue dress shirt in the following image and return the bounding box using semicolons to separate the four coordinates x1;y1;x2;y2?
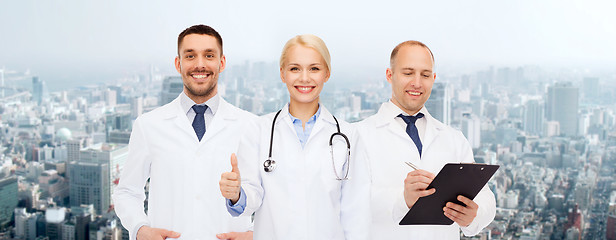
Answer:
289;105;321;148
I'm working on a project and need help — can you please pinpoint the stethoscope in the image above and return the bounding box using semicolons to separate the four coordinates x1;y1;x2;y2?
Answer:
264;109;351;180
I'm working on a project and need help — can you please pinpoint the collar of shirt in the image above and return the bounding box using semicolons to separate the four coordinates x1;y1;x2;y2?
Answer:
384;100;428;141
288;104;321;148
179;91;220;126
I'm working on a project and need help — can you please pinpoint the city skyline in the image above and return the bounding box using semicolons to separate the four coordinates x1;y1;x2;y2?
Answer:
1;58;615;239
2;1;616;239
1;0;616;92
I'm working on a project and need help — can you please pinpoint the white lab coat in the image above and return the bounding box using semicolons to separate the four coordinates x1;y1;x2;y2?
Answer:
355;102;496;239
237;104;371;240
112;95;256;240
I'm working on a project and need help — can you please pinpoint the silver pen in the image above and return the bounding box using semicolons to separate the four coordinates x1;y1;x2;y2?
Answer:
405;161;419;170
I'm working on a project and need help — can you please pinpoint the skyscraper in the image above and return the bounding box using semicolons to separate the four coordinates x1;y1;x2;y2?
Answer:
0;176;18;228
69;160;109;215
160;76;183;106
61;221;76;240
425;82;450;125
105;89;117;107
14;208;37;240
546;82;579;136
108;86;124;104
71;205;94;240
461;113;481;148
68;144;127;215
607;202;616;240
105;113;132;132
131;96;143;119
350;94;362;113
544;121;560;137
583;77;599;101
32;76;46;104
67;140;82;162
524;99;544;136
45;207;66;239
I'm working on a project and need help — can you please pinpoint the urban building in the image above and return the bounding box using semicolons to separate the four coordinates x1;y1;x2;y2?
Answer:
546;82;579;136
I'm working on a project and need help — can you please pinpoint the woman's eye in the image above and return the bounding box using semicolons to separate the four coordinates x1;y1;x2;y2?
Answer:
311;67;320;71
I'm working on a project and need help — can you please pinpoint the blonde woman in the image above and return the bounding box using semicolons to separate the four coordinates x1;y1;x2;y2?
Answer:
219;35;370;239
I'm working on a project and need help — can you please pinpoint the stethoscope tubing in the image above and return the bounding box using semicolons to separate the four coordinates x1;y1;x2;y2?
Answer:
264;109;350;180
329;116;350;180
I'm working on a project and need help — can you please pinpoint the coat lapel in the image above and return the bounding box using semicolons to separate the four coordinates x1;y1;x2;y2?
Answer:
420;111;444;154
202;98;237;143
374;103;412;143
166;96;200;141
279;104;296;135
307;106;337;145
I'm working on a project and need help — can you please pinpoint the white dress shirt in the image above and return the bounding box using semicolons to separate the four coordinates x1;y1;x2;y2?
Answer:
180;91;218;130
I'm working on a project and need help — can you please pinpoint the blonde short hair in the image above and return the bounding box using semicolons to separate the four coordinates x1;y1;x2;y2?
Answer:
279;34;331;72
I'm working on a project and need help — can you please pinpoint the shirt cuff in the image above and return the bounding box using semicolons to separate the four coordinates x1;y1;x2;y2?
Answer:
226;187;246;217
132;223;148;240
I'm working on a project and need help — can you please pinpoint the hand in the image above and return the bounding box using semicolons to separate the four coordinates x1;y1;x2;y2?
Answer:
136;226;181;240
216;231;253;240
443;195;479;227
220;153;241;204
403;169;436;208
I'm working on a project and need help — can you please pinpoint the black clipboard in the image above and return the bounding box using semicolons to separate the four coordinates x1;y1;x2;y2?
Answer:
399;163;499;225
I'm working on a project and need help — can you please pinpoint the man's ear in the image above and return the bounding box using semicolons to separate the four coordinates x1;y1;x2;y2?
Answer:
175;56;181;74
386;68;393;84
219;55;226;72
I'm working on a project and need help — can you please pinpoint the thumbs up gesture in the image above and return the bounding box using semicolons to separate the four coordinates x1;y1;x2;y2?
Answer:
220;153;241;204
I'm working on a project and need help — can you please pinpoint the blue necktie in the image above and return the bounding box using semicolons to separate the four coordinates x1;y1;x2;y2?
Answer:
398;113;424;157
192;105;208;141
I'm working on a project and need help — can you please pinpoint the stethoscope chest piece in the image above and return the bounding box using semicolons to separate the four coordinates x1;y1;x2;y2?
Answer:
264;158;276;172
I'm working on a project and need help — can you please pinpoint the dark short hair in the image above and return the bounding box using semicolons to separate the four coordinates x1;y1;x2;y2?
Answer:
177;24;223;56
389;40;434;68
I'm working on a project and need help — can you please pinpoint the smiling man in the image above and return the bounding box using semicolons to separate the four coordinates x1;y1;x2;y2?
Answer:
355;40;496;239
113;24;256;240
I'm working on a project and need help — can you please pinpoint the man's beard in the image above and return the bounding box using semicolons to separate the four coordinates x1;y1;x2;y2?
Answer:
184;69;218;97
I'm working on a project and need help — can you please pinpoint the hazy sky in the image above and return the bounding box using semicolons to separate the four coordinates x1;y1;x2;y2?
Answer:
1;0;615;88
